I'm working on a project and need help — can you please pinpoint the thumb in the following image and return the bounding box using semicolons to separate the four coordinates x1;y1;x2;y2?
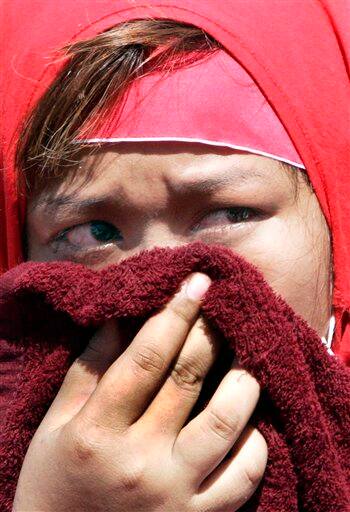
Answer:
43;319;123;429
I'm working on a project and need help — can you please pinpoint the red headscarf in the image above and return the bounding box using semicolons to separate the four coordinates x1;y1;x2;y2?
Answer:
75;48;305;169
1;0;349;364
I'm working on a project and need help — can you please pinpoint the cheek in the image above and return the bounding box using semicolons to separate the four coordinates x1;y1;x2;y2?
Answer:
228;213;331;335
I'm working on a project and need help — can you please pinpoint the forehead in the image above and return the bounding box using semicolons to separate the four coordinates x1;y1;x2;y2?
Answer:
71;142;288;184
28;141;295;207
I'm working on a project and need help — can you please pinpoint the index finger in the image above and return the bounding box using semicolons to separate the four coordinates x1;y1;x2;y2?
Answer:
78;272;212;430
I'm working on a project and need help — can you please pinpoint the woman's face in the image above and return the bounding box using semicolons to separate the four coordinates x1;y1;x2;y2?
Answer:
27;142;331;337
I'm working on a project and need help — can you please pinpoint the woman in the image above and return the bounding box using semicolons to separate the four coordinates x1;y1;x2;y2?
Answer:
1;1;349;510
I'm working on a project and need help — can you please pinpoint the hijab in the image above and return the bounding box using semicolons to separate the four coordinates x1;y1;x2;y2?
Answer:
1;0;349;364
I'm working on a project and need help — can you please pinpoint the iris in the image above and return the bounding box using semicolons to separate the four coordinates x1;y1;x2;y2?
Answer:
90;221;123;242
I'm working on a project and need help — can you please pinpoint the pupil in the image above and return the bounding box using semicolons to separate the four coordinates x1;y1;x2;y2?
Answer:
228;207;250;221
90;221;122;242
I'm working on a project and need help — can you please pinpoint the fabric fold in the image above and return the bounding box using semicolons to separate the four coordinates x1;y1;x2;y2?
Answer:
0;242;349;511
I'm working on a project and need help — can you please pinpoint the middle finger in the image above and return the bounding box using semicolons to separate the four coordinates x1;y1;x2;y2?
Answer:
173;362;260;484
79;272;211;430
136;315;220;435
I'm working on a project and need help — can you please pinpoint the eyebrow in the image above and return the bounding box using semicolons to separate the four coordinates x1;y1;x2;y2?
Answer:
34;193;127;218
172;166;267;193
34;166;268;217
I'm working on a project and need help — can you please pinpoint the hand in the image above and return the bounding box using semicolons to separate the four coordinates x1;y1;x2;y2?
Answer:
13;273;267;512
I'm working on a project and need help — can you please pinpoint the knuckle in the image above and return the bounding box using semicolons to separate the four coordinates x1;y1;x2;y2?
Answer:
132;343;166;375
170;356;205;394
169;300;196;325
117;460;147;492
241;431;268;489
206;408;240;441
242;459;265;490
64;421;149;492
64;419;102;465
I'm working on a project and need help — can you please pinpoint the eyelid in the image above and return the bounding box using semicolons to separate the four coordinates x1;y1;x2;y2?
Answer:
50;232;118;262
51;220;120;254
52;206;259;241
53;219;112;239
54;227;70;242
49;206;263;260
191;206;260;231
47;209;118;241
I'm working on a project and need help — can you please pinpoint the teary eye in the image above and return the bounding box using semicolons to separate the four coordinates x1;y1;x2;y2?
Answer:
55;220;123;249
192;206;257;232
89;221;122;243
226;207;252;222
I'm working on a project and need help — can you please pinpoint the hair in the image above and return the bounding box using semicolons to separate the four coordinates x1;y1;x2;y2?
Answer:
16;18;310;196
16;20;223;194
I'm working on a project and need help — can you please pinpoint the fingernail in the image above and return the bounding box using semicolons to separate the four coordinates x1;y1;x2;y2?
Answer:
185;273;211;301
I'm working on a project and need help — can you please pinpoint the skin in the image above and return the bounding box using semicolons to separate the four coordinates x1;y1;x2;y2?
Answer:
14;142;332;511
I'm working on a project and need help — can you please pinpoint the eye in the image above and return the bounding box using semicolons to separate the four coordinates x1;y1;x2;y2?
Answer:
192;206;257;232
54;220;123;250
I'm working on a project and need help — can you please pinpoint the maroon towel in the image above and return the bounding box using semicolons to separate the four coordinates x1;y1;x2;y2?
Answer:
0;242;349;511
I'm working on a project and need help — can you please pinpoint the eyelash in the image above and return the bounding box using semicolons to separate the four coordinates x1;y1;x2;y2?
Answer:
191;206;258;232
52;206;259;254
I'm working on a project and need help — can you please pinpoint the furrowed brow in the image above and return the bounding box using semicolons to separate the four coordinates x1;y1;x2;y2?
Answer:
34;193;126;217
33;166;268;216
172;167;268;193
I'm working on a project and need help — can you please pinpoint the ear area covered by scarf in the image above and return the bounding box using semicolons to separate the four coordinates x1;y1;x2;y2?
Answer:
0;241;349;511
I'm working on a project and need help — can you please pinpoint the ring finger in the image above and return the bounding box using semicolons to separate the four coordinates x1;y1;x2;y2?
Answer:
191;427;268;512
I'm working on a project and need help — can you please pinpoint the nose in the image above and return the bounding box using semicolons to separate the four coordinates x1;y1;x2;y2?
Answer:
121;222;187;260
